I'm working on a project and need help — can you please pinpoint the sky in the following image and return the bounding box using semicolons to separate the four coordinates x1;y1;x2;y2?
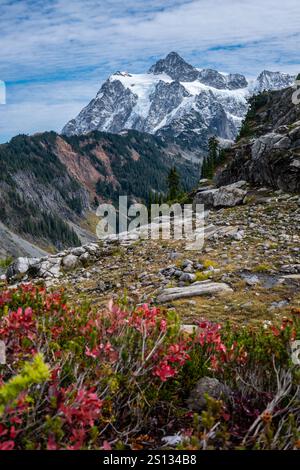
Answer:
0;0;299;143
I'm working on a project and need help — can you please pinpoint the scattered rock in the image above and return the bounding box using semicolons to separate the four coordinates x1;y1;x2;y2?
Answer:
232;229;245;241
245;274;260;286
281;264;300;274
183;265;194;273
6;257;40;281
179;273;196;283
270;300;289;310
62;254;79;271
182;259;193;269
180;324;199;334
156;281;232;303
187;377;231;411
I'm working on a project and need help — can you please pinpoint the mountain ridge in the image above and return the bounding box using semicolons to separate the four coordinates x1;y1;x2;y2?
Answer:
62;52;295;154
0;129;199;257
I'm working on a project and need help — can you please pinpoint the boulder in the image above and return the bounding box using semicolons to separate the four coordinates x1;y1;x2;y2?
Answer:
187;377;231;411
193;181;248;210
156;281;232;303
79;252;92;266
71;246;86;256
281;264;300;274
62;254;79;271
6;257;40;280
179;273;196;283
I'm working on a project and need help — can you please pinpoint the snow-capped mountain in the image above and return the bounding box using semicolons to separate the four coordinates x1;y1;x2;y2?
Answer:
254;70;296;93
62;52;295;153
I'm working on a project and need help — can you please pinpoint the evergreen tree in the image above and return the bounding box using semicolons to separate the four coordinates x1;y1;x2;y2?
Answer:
167;166;181;201
208;137;219;168
201;137;220;179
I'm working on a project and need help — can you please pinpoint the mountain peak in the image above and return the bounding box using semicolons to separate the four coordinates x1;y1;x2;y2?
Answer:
255;70;295;92
149;51;198;81
163;51;184;61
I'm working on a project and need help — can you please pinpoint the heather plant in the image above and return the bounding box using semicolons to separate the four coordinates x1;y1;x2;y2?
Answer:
0;284;299;450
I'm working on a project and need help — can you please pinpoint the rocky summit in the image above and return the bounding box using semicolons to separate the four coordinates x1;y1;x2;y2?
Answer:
62;52;295;154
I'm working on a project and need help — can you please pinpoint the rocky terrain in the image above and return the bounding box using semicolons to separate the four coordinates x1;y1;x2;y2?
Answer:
63;52;295;154
3;183;300;327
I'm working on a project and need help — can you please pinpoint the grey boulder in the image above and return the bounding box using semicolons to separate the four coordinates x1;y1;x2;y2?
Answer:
157;281;232;303
193;181;248;210
62;254;79;271
187;377;231;411
6;257;40;280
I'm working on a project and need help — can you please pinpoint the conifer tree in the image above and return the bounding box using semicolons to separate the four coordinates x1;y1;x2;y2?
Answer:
167;166;181;201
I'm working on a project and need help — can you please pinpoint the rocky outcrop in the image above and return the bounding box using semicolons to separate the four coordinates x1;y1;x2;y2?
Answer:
193;181;248;209
156;281;232;303
6;257;40;281
216;87;300;193
6;242;108;283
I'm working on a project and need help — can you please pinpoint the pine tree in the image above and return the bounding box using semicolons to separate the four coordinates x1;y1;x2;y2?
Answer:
208;137;219;168
201;137;220;179
167;166;181;201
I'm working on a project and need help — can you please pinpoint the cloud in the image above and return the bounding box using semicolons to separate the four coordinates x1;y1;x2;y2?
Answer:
0;82;6;105
0;0;299;142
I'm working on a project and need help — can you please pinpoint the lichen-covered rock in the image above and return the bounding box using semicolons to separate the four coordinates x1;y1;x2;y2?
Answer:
5;242;105;283
6;257;40;281
62;254;80;271
193;181;248;209
156;281;232;303
186;377;231;411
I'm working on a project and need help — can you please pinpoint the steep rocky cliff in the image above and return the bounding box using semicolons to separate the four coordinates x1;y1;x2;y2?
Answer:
216;87;300;192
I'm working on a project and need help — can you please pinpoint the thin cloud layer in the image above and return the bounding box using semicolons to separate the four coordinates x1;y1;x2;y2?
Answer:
0;0;299;142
